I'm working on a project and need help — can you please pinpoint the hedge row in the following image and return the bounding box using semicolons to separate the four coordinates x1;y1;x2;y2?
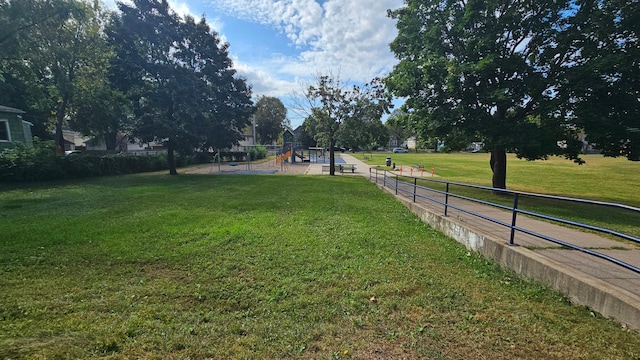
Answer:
0;141;269;182
218;146;267;162
0;140;193;182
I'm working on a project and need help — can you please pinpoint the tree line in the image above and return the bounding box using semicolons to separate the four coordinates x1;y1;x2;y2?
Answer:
2;0;636;184
1;0;283;175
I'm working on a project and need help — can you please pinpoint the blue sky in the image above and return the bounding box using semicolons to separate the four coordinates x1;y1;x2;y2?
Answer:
103;0;405;128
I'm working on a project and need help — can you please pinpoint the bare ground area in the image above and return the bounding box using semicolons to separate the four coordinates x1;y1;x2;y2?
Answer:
185;158;311;175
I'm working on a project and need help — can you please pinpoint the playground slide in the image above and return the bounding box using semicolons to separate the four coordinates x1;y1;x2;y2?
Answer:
276;150;292;164
295;152;308;161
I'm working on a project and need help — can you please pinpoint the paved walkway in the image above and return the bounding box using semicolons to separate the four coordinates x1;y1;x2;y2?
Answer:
313;153;640;328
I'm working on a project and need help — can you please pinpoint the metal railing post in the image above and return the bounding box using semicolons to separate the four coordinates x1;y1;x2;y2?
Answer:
395;175;398;195
509;193;519;245
444;182;450;216
413;178;417;202
383;170;386;187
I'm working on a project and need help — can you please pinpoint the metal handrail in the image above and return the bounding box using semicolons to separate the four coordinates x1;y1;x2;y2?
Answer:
369;168;640;274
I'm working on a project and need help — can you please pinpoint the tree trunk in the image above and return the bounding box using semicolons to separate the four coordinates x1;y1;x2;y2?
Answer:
329;137;336;176
167;141;178;175
104;132;118;152
490;146;507;192
55;97;69;152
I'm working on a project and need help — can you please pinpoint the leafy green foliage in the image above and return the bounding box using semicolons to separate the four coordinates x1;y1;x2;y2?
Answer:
558;0;640;160
0;139;194;181
385;0;588;189
337;99;389;151
249;145;267;160
217;149;267;162
253;96;287;144
0;0;109;144
0;139;66;181
306;75;391;174
108;0;254;175
385;108;414;148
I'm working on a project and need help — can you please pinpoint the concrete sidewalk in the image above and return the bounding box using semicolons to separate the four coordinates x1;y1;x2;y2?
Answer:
337;153;640;330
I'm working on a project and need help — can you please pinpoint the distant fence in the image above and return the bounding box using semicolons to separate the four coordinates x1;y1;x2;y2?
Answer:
369;168;640;275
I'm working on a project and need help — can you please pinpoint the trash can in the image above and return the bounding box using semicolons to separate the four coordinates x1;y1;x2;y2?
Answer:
386;157;391;167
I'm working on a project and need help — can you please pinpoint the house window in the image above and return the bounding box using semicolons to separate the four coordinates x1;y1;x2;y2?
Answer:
0;120;10;142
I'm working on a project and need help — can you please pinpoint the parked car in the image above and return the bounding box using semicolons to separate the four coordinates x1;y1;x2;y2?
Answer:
326;146;345;153
392;147;408;153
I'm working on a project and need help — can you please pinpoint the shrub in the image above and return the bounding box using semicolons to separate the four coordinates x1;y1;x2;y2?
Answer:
0;139;66;181
249;146;267;160
0;139;195;182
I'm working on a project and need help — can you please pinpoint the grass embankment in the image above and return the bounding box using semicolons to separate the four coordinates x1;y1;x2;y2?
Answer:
361;152;640;239
1;174;640;359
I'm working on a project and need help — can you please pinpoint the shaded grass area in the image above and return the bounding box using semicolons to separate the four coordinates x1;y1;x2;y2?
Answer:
365;153;640;239
1;174;640;359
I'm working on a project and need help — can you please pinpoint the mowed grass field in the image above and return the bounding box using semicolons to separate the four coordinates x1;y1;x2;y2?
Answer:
362;152;640;206
2;173;640;359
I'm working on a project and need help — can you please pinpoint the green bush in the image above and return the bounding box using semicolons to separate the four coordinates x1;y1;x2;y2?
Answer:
192;151;213;164
0;139;66;181
215;148;266;163
0;139;195;182
218;151;249;162
249;146;267;160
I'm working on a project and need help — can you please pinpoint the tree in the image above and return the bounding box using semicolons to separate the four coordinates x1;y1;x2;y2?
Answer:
559;0;640;160
109;0;253;174
386;0;585;190
0;0;100;143
253;96;287;144
0;0;75;49
385;109;412;149
306;75;391;175
71;77;132;151
297;119;316;149
337;99;389;151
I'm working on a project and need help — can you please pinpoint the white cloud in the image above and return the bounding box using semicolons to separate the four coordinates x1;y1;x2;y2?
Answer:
233;57;300;97
208;0;323;45
210;0;403;81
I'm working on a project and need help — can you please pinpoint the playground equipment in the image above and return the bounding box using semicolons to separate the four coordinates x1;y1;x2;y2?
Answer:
274;130;340;165
276;149;292;163
276;130;295;164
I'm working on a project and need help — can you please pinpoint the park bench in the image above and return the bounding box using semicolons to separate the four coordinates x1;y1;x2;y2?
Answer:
338;164;356;173
321;164;357;174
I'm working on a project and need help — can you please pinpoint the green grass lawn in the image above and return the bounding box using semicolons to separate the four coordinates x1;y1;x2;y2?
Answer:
1;174;640;359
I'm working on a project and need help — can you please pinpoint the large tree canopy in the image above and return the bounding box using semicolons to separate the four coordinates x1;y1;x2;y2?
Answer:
386;0;591;189
336;98;389;151
0;0;106;144
253;96;287;145
108;0;254;174
559;0;640;161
